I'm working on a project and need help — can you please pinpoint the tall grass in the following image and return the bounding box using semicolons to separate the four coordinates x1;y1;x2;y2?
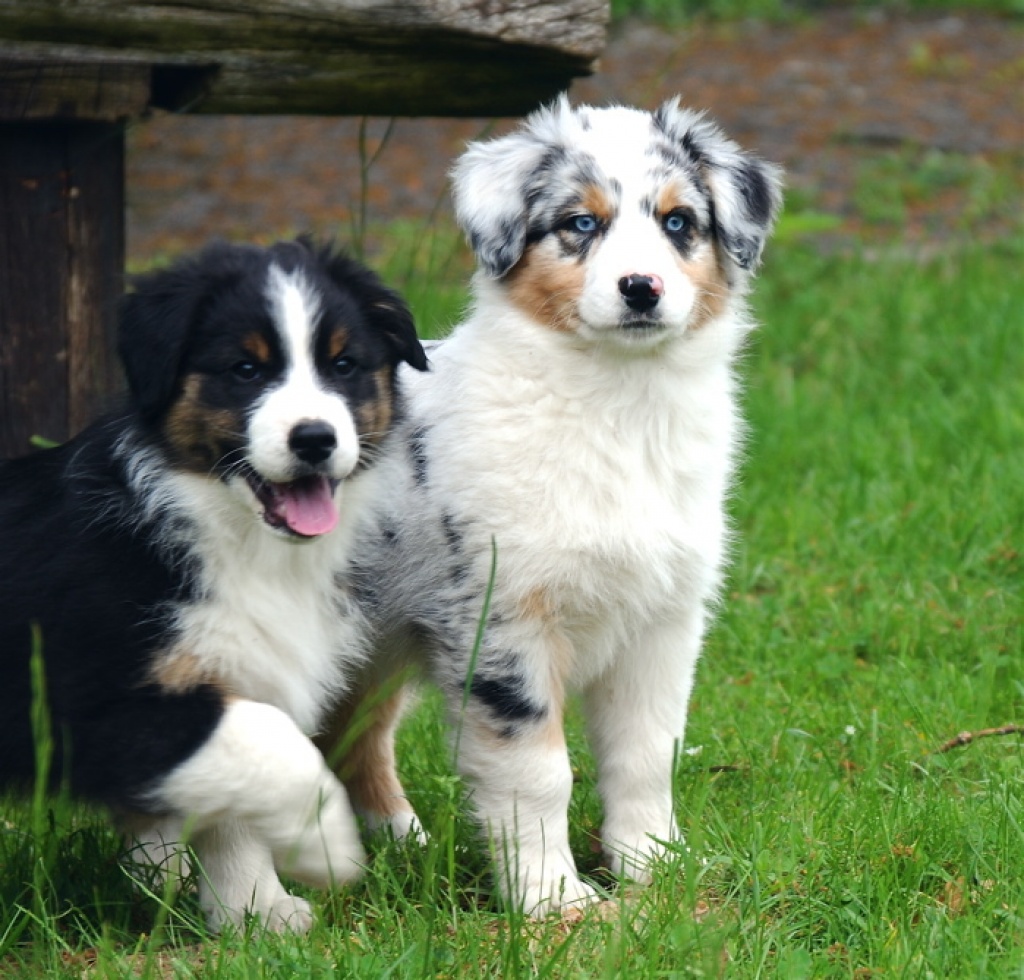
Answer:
2;233;1022;976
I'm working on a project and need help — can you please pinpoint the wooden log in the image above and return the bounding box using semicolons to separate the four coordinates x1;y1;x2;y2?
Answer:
0;0;607;116
0;59;151;120
0;121;124;457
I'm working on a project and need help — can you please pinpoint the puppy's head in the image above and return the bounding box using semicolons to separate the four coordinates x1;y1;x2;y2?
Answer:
119;238;426;539
452;97;783;348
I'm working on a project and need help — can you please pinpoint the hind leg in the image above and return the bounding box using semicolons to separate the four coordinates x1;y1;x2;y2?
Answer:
120;812;193;891
122;811;313;933
319;676;424;841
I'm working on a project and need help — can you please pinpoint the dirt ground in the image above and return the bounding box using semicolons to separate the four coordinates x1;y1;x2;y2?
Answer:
126;10;1023;261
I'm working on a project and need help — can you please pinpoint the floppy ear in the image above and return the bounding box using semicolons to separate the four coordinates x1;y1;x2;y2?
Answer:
311;241;428;372
367;287;428;372
450;97;573;278
654;98;783;274
118;254;214;421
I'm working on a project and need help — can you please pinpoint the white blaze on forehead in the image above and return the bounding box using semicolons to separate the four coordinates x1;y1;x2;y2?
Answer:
246;263;361;483
266;264;321;370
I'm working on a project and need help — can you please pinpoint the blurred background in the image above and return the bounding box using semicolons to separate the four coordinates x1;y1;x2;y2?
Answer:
126;0;1023;283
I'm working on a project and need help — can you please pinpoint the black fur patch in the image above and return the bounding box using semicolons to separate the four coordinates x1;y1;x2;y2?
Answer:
649;137;694;176
524;146;571;212
441;512;463;553
470;673;547;727
408;426;430;487
0;422;222;803
718;230;759;270
489;218;529;280
735;160;774;226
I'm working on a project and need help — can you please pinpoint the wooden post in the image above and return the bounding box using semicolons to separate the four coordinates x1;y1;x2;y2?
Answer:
0;121;124;456
0;59;155;457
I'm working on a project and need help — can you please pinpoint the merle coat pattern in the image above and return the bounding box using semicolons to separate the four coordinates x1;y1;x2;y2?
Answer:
325;99;783;915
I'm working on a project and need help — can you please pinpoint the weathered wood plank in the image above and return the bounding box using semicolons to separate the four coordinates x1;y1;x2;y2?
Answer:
0;123;123;456
0;60;151;120
0;0;607;116
64;124;125;435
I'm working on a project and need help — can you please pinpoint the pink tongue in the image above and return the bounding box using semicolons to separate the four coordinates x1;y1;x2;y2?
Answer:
278;476;338;536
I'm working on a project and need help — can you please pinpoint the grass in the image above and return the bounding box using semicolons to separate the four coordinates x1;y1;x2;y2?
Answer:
610;0;1024;24
3;225;1023;976
850;147;1023;234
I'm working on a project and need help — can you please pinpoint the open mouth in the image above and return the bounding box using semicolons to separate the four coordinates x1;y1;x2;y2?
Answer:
242;468;341;538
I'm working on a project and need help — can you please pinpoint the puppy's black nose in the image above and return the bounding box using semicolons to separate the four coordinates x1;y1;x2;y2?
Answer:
618;274;664;313
288;420;337;465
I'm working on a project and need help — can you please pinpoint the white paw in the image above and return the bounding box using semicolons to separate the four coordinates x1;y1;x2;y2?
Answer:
365;809;429;845
508;869;600;918
259;894;315;934
602;828;676;882
202;881;314;934
524;876;600;918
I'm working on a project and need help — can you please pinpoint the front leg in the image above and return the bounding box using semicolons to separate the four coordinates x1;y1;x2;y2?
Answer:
582;610;704;881
449;641;597;917
193;819;314;934
317;672;425;842
152;700;365;899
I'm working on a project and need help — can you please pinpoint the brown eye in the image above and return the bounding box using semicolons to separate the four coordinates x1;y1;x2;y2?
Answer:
332;355;357;378
231;361;262;382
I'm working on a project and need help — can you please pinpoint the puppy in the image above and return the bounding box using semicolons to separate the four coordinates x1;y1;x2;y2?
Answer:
0;238;427;932
325;98;783;916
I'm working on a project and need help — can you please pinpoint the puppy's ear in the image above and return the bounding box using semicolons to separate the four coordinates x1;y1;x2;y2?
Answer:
451;97;574;278
118;254;213;421
368;288;428;372
654;98;783;274
311;242;428;372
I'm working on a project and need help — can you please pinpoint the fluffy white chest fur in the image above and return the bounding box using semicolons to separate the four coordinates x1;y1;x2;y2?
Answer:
408;288;742;685
165;472;370;734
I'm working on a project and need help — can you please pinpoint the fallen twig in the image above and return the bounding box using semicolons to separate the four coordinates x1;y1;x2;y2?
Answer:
933;724;1024;754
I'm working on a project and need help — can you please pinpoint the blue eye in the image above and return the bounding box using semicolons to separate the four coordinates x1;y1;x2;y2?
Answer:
571;214;598;234
664;212;690;235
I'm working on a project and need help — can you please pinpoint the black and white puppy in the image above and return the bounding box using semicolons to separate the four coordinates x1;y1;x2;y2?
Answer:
0;238;427;932
324;99;783;916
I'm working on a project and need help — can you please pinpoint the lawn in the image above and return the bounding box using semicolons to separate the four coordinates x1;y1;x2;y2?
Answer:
2;215;1022;976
